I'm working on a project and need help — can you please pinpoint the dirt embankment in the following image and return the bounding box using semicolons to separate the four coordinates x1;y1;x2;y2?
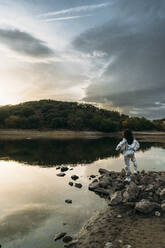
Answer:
75;169;165;248
0;129;109;140
0;129;165;142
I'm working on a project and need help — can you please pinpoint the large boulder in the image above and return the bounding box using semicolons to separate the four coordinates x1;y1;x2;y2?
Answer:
110;191;123;206
123;182;139;202
140;175;153;185
88;180;99;191
94;187;110;196
99;175;111;188
161;203;165;212
159;188;165;200
99;168;110;175
156;174;165;183
64;239;78;247
144;184;155;192
135;199;160;214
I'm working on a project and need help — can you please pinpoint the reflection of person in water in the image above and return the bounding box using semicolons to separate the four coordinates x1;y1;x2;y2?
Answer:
116;129;140;182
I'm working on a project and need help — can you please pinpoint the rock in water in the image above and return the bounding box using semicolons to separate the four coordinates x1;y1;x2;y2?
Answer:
75;183;82;188
57;173;66;177
90;175;96;178
110;191;123;205
54;232;66;241
71;175;79;181
135;199;160;213
61;167;69;172
69;182;73;186
63;235;73;243
65;199;72;204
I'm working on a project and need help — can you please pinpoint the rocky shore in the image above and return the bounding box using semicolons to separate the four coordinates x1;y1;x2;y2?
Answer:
54;167;165;248
74;169;165;248
89;168;165;214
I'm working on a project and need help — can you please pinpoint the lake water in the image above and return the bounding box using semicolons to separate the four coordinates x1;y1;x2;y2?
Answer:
0;138;165;248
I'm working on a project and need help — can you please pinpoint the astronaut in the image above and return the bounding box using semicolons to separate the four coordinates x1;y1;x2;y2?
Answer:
116;129;140;182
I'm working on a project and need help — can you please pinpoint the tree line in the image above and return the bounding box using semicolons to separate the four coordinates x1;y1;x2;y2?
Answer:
0;100;163;132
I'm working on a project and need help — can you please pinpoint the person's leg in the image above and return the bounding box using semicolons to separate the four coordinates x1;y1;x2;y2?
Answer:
124;155;131;181
131;155;138;173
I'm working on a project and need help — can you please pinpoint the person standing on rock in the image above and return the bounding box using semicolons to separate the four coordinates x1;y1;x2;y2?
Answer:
116;129;140;182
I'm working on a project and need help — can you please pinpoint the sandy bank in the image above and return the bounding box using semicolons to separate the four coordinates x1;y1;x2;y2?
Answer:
75;169;165;248
76;205;165;248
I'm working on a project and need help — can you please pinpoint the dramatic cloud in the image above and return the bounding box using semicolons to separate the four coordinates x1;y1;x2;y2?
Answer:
0;28;54;58
0;49;91;105
0;0;164;118
72;0;165;119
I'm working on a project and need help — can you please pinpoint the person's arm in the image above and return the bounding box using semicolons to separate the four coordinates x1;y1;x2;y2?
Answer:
132;139;140;151
116;139;126;151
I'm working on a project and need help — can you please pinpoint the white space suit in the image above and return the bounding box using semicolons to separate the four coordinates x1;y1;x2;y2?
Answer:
116;138;140;176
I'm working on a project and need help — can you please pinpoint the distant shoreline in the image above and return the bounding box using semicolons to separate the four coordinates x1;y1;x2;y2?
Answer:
0;129;165;142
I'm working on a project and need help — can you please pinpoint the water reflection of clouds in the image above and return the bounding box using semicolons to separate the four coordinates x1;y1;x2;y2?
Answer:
0;163;68;205
136;147;165;171
0;160;107;247
0;204;53;241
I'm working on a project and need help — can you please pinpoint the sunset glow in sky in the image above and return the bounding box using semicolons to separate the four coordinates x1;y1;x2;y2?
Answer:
0;0;165;118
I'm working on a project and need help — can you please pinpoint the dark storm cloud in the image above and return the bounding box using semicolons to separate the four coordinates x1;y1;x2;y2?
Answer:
72;0;165;118
84;86;165;118
0;28;54;58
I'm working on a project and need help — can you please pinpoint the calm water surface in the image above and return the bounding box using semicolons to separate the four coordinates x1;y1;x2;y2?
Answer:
0;138;165;248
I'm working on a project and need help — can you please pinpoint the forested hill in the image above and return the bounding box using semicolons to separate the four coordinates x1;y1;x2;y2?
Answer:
0;100;160;132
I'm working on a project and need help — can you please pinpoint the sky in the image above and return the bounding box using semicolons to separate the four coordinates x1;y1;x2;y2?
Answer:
0;0;165;119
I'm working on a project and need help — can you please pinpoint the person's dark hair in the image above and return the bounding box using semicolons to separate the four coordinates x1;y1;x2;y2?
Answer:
123;129;134;145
